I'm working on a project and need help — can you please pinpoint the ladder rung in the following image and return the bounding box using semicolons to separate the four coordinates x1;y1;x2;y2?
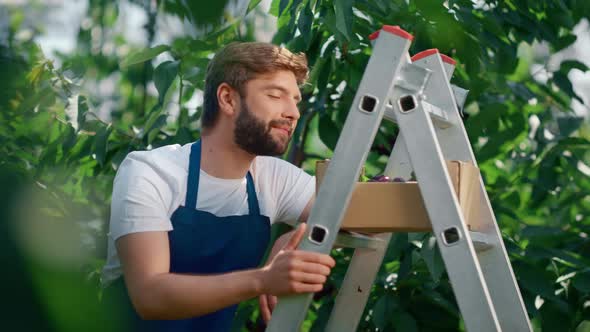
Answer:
470;231;494;252
334;231;387;250
384;102;453;128
334;230;493;251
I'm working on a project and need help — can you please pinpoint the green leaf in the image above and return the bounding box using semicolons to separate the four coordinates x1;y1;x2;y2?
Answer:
297;0;314;47
61;123;77;153
229;299;255;331
398;247;414;279
143;105;167;145
144;104;163;134
540;300;573;331
17;85;53;113
308;56;326;89
515;263;555;299
553;71;582;103
421;288;460;316
334;0;354;40
521;226;562;238
27;61;47;86
94;124;112;166
318;113;339;150
317;55;333;94
246;0;263;14
279;0;291;16
77;95;89;129
553;34;577;52
154;60;179;104
577;321;590;332
384;233;408;261
162;0;228;26
120;45;170;68
420;235;445;284
269;0;281;16
372;295;399;329
392;309;418;332
560;60;589;73
147;114;167;145
310;300;333;332
557;115;583;137
572;271;590;293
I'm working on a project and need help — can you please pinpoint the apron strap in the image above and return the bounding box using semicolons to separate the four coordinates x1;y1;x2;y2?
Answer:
246;172;261;216
185;140;201;209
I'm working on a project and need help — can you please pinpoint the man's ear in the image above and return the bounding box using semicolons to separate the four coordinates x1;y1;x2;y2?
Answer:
216;83;239;116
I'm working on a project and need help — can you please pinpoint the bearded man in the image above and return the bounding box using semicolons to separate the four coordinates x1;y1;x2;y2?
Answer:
101;42;335;331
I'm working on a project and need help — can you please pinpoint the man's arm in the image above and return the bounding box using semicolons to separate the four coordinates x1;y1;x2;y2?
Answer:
258;195;316;322
118;222;334;320
117;231;263;320
265;195;315;266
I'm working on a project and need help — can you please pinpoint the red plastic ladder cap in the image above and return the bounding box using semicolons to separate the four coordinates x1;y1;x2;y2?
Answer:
411;48;439;62
440;54;457;65
411;48;456;65
369;25;414;41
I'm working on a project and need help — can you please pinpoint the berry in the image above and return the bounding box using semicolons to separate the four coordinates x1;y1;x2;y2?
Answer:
369;175;390;182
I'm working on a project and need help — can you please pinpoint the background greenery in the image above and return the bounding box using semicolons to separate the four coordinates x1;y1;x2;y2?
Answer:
2;0;590;331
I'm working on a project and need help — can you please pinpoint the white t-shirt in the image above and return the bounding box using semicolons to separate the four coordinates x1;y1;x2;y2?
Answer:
101;142;315;285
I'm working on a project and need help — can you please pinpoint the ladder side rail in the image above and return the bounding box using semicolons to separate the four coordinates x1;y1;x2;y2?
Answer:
324;234;391;332
325;131;414;332
383;132;412;178
265;28;413;332
413;53;532;331
394;94;501;331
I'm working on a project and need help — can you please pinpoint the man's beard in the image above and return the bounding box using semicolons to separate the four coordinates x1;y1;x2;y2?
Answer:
233;98;293;156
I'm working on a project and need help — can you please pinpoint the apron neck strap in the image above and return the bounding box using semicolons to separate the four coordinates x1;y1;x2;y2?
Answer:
185;140;202;209
185;140;261;216
246;172;260;216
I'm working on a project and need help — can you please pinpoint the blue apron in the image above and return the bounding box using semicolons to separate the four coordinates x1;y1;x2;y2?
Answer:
111;140;271;332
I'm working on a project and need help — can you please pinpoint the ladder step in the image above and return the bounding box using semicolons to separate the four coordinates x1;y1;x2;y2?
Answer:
334;231;387;250
384;102;453;128
335;230;492;252
470;231;494;252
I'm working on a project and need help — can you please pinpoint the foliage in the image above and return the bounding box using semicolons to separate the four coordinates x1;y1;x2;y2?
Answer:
2;0;590;331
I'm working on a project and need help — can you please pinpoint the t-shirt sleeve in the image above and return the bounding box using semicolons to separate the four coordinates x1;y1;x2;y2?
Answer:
108;154;174;241
269;158;315;226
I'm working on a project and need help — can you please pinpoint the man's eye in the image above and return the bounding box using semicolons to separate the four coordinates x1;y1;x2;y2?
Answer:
268;95;280;99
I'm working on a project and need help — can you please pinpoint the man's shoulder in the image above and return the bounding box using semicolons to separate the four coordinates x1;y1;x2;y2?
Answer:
118;143;192;180
125;143;190;165
253;156;314;179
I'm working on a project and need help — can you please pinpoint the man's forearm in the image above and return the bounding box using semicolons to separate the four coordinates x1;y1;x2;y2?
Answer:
132;268;264;320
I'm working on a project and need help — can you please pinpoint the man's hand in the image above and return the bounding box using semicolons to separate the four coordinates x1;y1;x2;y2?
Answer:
258;223;335;323
258;228;295;323
258;230;291;322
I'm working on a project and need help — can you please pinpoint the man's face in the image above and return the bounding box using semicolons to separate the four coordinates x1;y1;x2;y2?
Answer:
233;70;302;156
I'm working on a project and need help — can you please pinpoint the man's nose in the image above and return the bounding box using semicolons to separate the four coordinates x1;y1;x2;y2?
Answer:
284;100;301;121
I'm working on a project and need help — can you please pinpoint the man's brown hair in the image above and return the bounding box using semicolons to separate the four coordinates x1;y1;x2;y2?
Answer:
202;42;308;129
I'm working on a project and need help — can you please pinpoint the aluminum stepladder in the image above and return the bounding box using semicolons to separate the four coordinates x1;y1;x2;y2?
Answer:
266;25;532;332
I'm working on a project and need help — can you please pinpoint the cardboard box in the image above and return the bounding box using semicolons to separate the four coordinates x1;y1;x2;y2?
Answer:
316;160;481;233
